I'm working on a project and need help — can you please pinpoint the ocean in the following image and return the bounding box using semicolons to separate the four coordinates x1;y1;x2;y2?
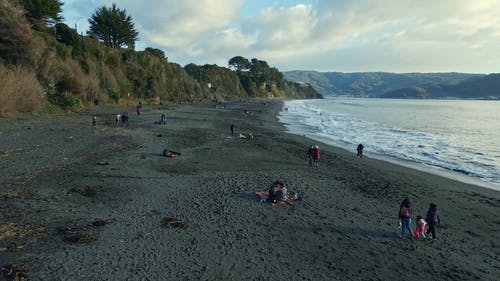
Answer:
278;98;500;188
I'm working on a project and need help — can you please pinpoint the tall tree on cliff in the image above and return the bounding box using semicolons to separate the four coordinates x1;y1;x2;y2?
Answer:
87;3;139;49
228;56;250;73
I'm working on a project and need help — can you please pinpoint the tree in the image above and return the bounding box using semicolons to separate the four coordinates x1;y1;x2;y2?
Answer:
250;58;270;84
55;23;87;56
144;47;166;59
87;3;138;49
20;0;63;25
228;56;250;72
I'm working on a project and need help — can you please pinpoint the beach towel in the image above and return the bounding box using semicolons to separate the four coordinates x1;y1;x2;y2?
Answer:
255;191;293;206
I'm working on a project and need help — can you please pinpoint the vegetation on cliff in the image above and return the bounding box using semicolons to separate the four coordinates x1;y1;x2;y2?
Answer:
0;0;320;116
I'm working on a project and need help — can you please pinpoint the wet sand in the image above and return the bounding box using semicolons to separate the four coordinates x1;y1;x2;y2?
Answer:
1;101;499;280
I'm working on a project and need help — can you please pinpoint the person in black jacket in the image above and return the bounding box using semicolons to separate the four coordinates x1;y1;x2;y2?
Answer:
357;144;364;158
425;203;441;239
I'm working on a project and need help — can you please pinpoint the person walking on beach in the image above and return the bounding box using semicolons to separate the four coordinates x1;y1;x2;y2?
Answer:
159;113;167;125
136;102;142;115
357;143;364;158
92;115;97;127
306;145;314;166
399;198;414;239
313;145;321;167
121;112;129;127
115;114;121;126
414;215;427;239
425;203;441;239
230;124;235;136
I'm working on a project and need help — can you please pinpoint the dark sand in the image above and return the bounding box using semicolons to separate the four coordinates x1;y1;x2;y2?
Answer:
1;101;499;281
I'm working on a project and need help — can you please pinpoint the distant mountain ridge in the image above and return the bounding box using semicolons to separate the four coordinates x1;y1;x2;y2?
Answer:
284;71;498;99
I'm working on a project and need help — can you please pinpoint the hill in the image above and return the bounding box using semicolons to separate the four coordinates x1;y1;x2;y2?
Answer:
284;71;481;98
0;0;320;116
380;73;500;99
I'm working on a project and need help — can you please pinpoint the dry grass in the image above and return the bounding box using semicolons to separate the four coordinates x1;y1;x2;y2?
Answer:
0;0;42;65
0;222;47;252
0;65;46;116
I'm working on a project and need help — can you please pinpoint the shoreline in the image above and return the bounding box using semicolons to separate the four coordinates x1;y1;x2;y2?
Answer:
287;131;500;192
1;100;499;280
279;98;500;191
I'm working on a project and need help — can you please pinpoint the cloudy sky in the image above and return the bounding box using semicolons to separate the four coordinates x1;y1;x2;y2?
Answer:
62;0;500;73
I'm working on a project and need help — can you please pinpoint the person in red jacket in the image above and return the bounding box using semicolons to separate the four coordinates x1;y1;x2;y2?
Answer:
313;145;321;167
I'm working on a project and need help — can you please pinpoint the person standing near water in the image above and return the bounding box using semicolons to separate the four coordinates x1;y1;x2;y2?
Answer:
92;115;97;126
230;124;235;136
313;145;321;167
306;145;314;166
357;144;364;158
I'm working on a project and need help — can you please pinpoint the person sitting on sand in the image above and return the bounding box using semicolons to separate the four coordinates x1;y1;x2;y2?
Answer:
399;198;414;239
275;183;288;202
162;148;175;158
414;215;427;238
267;180;285;203
425;203;441;239
248;132;254;140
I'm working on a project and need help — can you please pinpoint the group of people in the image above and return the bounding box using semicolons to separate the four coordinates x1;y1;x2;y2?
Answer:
267;180;288;203
115;112;129;127
306;145;321;166
399;198;441;240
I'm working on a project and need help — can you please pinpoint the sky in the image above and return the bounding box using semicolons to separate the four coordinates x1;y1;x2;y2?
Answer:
61;0;500;74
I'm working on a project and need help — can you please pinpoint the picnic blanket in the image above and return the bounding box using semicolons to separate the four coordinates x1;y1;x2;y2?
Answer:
255;191;293;206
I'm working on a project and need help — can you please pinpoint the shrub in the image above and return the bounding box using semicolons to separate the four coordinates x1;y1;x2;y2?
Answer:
47;91;83;109
0;64;45;116
106;88;120;103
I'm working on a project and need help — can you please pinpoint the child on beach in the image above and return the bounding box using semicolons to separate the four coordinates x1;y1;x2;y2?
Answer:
414;216;427;238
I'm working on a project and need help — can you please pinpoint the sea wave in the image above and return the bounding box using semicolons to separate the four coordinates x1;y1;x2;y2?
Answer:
279;99;500;184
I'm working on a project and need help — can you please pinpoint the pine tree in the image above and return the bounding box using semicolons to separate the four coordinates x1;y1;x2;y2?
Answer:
87;3;139;49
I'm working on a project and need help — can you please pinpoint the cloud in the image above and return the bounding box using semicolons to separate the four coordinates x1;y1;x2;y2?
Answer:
62;0;500;73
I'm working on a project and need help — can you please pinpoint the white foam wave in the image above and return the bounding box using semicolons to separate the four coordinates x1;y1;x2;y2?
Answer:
279;100;500;184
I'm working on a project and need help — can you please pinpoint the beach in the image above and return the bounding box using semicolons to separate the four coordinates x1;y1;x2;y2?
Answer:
1;100;499;281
